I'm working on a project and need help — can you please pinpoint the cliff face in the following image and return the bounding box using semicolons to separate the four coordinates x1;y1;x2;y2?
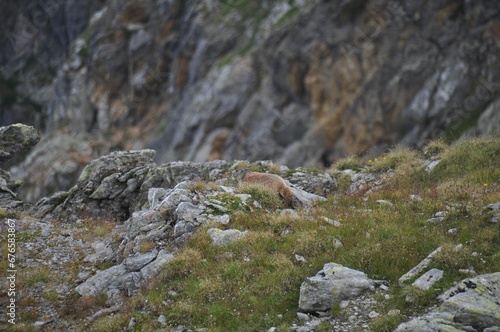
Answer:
1;0;500;201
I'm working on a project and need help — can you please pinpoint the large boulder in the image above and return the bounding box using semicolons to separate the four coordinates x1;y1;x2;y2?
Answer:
0;123;40;167
395;272;500;331
298;263;375;313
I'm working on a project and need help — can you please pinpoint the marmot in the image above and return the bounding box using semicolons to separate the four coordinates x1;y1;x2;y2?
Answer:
233;168;300;209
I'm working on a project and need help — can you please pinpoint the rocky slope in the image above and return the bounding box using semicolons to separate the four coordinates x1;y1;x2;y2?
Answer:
1;0;500;202
1;123;499;331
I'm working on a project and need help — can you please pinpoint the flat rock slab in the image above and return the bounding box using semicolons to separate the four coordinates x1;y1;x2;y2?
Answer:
412;268;443;290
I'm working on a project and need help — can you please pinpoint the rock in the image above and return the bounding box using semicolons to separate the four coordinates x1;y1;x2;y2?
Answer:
158;315;167;327
399;247;442;286
140;250;175;280
395;273;500;331
333;238;344;249
35;149;157;221
424;160;441;173
83;241;115;264
485;202;500;210
412;268;444;290
295;254;307;263
376;200;394;207
281;209;299;218
321;217;342;227
0;124;40;166
290;186;326;206
298;263;375;313
76;250;173;298
297;312;310;321
123;252;157;272
409;194;422;201
207;228;248;246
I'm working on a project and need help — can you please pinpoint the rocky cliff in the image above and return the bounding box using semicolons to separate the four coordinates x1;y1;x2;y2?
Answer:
1;0;500;202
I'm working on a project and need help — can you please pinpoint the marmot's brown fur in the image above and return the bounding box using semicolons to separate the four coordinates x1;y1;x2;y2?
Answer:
233;168;300;208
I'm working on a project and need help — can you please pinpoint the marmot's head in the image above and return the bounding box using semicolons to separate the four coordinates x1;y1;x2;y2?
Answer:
232;168;250;181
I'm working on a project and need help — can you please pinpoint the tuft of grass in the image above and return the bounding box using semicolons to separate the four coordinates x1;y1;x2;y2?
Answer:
370;313;405;332
73;219;116;241
139;240;156;253
187;180;220;192
369;146;423;173
423;139;448;158
43;290;59;302
23;265;52;286
89;314;129;332
238;183;284;210
332;155;365;171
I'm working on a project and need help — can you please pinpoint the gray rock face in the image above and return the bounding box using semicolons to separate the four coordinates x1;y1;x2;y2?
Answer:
35;149;157;221
298;263;375;313
395;273;500;332
0;124;40;208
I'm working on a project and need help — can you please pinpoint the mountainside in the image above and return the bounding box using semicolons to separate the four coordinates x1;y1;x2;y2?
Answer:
0;124;499;331
1;0;500;201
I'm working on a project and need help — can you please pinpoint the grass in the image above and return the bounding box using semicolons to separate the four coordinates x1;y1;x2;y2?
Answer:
22;265;52;286
238;183;284;210
81;137;499;331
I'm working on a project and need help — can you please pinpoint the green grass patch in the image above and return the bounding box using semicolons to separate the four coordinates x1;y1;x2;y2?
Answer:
23;265;52;286
239;183;284;210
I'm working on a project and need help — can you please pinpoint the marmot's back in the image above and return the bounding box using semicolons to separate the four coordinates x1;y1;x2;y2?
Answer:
236;169;299;208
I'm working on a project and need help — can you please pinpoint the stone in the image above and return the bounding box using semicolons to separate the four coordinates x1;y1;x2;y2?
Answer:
298;263;374;312
425;160;441;173
333;238;344;249
412;268;444;290
297;312;310;321
123;252;157;272
295;254;307;263
207;228;248;246
399;247;442;286
76;250;173;297
376;200;394;207
83;241;115;264
0;124;40;166
485;202;500;210
321;217;342;227
140;250;175;281
158;315;167;327
395;273;500;331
